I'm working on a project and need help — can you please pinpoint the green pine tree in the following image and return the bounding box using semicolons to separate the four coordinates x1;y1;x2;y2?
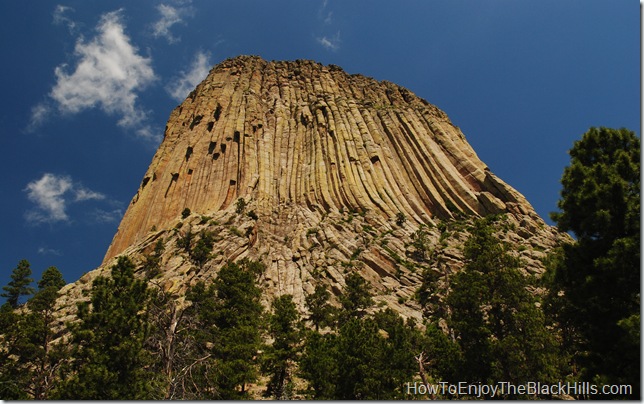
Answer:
420;322;462;385
334;312;419;399
181;259;265;399
300;280;421;399
0;302;28;399
548;127;640;398
304;284;335;331
299;331;339;399
53;256;160;399
210;260;264;399
339;272;374;321
444;217;560;396
25;267;67;399
372;309;419;398
178;280;222;399
142;239;165;279
190;230;215;268
0;266;66;399
334;317;385;399
37;266;66;291
2;259;35;308
262;294;303;399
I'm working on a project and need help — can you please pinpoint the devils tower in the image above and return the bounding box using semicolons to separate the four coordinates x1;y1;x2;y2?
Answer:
58;55;566;321
105;55;539;260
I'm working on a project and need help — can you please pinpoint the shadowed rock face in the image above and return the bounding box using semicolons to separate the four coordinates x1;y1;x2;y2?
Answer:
104;55;536;263
51;55;567;323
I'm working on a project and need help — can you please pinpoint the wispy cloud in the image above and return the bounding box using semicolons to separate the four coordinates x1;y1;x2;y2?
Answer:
74;187;106;202
318;0;333;24
38;246;63;256
166;50;211;101
151;1;194;44
317;31;341;51
90;208;124;224
24;173;107;225
26;103;52;133
30;10;157;141
315;1;341;51
53;4;77;33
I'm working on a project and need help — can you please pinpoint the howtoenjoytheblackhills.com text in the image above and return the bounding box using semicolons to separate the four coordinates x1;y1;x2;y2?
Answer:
405;381;633;398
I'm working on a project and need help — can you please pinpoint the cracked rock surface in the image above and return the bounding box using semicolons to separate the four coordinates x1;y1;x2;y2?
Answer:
56;56;569;323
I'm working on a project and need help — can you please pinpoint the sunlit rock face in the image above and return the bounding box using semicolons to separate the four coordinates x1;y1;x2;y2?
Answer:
105;56;538;260
60;55;568;322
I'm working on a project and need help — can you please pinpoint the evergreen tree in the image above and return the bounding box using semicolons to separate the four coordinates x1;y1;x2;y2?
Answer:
176;226;194;252
2;259;35;308
300;280;420;400
37;266;66;290
210;260;264;399
334;317;386;399
371;309;419;397
338;272;373;321
0;266;66;399
304;284;335;331
299;331;339;399
411;224;430;261
142;239;164;279
548;127;640;397
302;312;420;400
181;259;265;399
190;231;215;268
262;294;303;399
235;197;247;214
25;267;67;399
444;217;560;395
0;302;28;399
144;286;190;399
0;261;38;398
416;267;448;320
420;322;461;384
53;256;159;399
178;281;223;399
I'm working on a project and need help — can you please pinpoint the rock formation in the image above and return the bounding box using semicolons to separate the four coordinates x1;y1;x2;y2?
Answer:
57;56;568;322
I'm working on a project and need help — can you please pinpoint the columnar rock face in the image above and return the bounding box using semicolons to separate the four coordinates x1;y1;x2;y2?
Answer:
105;55;537;263
55;55;567;322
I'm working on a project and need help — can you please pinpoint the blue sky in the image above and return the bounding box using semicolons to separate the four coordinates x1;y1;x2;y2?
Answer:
0;0;639;295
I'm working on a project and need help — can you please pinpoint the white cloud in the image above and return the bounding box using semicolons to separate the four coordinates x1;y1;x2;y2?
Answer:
151;2;194;44
74;187;106;202
44;10;156;137
134;126;159;142
53;4;77;33
90;208;124;223
323;11;333;25
25;173;73;223
166;50;211;101
317;31;341;51
38;247;63;256
24;173;107;224
26;102;52;133
316;1;340;50
318;0;333;24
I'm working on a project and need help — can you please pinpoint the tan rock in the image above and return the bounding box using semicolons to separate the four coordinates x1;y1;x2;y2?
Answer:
55;56;570;322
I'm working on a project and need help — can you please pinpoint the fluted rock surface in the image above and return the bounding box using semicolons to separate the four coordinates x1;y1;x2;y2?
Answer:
53;56;569;323
105;56;537;263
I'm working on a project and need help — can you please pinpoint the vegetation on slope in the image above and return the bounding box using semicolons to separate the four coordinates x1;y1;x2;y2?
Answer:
0;127;638;400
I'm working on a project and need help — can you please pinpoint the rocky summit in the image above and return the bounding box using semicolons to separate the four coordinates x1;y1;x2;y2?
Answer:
58;55;568;322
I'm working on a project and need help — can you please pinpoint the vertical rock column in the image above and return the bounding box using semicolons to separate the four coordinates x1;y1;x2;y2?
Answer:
103;56;533;263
